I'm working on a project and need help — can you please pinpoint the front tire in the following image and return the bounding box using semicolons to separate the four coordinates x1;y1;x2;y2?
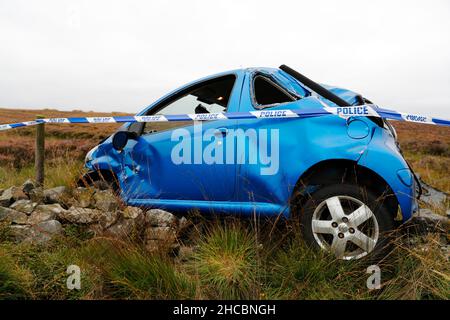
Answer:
298;184;395;260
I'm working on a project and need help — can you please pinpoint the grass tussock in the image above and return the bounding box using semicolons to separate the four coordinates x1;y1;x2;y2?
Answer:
190;221;260;299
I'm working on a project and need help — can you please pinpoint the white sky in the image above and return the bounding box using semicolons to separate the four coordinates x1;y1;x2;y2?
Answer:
0;0;449;118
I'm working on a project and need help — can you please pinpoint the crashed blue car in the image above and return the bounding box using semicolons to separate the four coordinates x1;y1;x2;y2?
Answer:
82;65;419;260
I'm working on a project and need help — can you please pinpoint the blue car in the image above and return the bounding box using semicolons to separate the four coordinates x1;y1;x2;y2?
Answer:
82;65;419;260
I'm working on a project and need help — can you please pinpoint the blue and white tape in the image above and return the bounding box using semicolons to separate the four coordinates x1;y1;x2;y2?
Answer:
0;104;449;131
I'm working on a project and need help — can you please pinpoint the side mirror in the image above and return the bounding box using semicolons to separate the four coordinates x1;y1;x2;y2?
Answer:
112;131;137;151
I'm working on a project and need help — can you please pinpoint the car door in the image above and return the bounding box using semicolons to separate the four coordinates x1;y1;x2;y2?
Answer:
117;73;242;206
235;71;307;207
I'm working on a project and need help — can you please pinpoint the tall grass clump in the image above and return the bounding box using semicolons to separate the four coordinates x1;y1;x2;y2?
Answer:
0;246;32;299
2;238;101;299
266;232;369;300
190;221;260;299
376;234;450;299
80;239;197;299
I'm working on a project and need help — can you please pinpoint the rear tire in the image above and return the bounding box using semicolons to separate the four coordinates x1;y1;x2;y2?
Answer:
298;183;395;261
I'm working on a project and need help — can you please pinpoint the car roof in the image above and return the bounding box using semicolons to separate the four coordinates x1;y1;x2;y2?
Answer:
137;67;364;115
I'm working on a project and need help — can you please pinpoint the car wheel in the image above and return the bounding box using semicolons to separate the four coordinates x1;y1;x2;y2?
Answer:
299;183;395;260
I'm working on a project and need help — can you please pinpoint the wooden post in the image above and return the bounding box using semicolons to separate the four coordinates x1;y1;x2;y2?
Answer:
35;115;45;187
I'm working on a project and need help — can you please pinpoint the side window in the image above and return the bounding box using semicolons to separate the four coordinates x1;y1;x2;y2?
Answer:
140;75;235;135
253;75;295;107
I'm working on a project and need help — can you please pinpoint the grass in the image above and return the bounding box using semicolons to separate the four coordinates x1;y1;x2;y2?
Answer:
190;221;260;299
0;219;448;300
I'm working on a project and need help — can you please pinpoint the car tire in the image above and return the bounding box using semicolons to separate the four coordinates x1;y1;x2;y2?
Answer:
298;183;395;261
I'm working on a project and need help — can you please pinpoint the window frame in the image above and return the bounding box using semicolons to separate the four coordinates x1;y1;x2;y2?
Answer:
250;72;299;110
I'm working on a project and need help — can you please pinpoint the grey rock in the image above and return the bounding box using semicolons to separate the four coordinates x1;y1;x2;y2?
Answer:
144;239;160;252
144;226;176;240
27;204;66;225
420;180;448;206
22;179;36;194
407;208;449;234
178;216;190;229
34;219;63;235
0;186;28;207
10;200;37;215
122;206;144;219
93;190;119;212
145;209;176;227
28;187;44;203
0;206;28;224
417;208;448;223
99;210;120;229
9;225;34;242
59;206;103;224
103;218;141;239
72;187;95;208
59;206;119;228
43;186;67;204
177;246;195;261
8;220;62;244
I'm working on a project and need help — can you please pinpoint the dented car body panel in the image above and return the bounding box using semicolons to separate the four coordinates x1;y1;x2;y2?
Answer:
85;67;417;222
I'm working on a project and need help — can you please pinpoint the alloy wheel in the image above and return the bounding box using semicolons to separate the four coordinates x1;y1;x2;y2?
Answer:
311;195;379;260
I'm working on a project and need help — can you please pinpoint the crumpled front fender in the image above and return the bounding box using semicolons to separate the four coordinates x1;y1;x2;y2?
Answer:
357;127;417;222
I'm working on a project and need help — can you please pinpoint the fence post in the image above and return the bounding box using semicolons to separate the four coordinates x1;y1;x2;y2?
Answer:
35;115;45;187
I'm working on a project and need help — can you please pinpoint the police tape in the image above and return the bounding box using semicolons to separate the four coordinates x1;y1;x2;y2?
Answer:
0;104;449;131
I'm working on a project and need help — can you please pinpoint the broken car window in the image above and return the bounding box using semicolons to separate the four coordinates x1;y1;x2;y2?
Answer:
253;75;295;107
141;75;236;135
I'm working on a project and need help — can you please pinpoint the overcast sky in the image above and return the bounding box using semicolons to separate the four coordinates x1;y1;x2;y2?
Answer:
0;0;449;118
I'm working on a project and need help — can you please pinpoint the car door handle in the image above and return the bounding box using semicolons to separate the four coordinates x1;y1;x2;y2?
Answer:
215;128;228;137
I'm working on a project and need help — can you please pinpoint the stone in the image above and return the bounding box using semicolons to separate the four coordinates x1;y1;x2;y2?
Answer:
43;186;67;204
8;220;62;244
406;208;450;234
99;210;120;229
28;187;44;203
122;206;144;219
420;180;448;206
417;208;448;223
178;216;190;229
58;206;103;224
0;206;28;224
103;218;141;239
144;239;160;253
27;204;66;225
144;209;176;227
144;226;176;241
93;190;119;212
9;225;34;242
10;200;37;215
22;179;36;195
177;245;195;261
0;186;28;207
72;187;95;208
34;219;63;235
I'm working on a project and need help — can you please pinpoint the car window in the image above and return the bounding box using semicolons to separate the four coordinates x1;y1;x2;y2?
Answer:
253;75;295;107
139;75;235;135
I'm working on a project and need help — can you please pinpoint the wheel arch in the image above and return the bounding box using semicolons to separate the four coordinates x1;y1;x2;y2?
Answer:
290;159;400;222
